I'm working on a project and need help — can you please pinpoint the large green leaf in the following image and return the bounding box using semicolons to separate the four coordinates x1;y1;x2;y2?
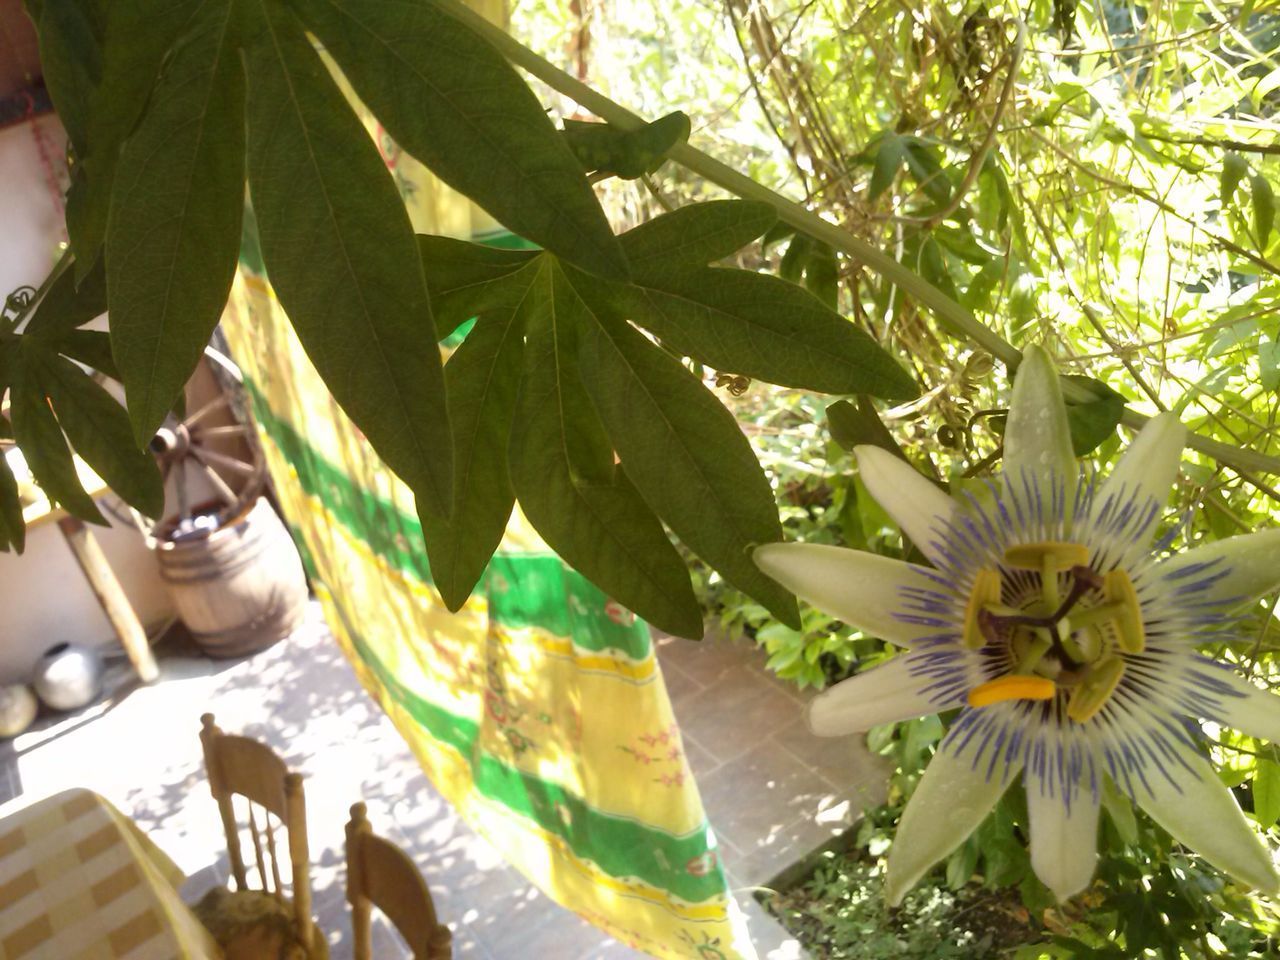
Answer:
73;0;204;279
618;200;777;281
578;306;800;628
9;363;106;524
803;241;839;310
827;397;910;461
243;0;452;517
46;330;120;381
106;0;245;445
869;132;906;201
1254;759;1280;831
1252;174;1276;248
421;286;528;610
0;425;25;553
34;0;103;158
618;267;917;397
23;255;105;338
561;111;690;179
417;235;536;335
296;0;628;281
26;345;164;518
1061;374;1127;456
507;259;703;638
1221;152;1248;209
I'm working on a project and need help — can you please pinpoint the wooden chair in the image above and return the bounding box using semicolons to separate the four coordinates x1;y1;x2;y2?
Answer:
199;712;317;955
345;802;452;960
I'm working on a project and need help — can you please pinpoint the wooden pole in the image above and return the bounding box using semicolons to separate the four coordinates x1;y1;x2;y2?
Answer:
57;516;159;683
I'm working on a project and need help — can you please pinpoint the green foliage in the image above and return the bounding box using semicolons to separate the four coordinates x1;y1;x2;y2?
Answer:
410;202;909;634
8;354;106;526
6;1;914;633
419;299;524;613
562;111;691;180
504;256;705;638
106;0;244;445
580;303;796;624
765;846;1032;958
243;0;453;518
618;199;776;279
300;0;628;280
23;345;163;519
1061;376;1127;457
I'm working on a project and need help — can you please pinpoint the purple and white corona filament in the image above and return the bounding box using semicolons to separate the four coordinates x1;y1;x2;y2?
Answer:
754;346;1280;904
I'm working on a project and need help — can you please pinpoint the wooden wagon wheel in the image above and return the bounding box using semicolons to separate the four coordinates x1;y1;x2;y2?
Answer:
145;347;267;543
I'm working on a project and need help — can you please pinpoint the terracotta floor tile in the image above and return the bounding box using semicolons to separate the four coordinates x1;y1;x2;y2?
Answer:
673;665;802;766
771;717;892;796
655;632;754;687
697;742;845;856
681;734;721;780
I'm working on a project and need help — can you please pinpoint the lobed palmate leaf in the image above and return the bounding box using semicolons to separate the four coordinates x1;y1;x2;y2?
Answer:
420;281;528;612
9;360;106;525
296;0;628;281
577;297;800;629
24;344;164;518
105;0;245;446
505;259;704;639
243;0;453;518
618;200;777;281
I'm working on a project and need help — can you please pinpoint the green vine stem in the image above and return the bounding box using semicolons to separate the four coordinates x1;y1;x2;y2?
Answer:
2;247;72;336
431;0;1280;478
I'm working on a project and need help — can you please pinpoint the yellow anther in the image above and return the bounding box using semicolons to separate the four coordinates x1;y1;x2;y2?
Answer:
967;674;1057;708
1002;541;1090;572
962;568;1002;650
1103;568;1145;653
1067;656;1126;723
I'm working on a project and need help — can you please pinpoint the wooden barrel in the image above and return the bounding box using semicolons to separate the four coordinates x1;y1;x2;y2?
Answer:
156;497;309;658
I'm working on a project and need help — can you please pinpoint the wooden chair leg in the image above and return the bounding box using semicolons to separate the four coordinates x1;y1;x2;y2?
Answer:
200;713;248;890
346;802;373;960
285;772;313;953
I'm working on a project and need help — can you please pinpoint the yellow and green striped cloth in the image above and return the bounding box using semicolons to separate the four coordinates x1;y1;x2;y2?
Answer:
217;23;752;957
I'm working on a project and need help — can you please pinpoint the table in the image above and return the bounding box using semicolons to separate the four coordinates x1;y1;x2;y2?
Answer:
0;789;222;959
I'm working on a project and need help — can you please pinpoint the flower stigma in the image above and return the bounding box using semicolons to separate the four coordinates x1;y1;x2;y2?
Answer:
962;540;1145;723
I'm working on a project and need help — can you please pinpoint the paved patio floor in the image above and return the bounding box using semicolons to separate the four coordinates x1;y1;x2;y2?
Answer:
0;603;887;959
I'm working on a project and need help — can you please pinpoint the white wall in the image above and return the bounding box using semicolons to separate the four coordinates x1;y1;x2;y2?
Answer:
0;114;177;685
0;509;176;684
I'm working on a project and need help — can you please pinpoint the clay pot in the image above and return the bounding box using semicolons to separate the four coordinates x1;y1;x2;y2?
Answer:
0;684;37;738
31;642;104;711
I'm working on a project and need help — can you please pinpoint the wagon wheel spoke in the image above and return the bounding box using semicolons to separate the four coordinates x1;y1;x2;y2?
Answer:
183;393;232;430
195;459;240;506
192;423;255;439
192;446;258;477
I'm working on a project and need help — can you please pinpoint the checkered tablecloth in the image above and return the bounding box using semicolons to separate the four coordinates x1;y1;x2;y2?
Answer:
0;789;222;959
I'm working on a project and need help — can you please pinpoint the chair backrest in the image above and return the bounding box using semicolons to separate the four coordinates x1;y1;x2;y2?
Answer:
199;713;314;953
345;802;451;960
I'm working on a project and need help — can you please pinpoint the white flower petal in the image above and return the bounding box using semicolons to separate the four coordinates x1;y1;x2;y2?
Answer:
884;741;1020;906
853;445;958;567
1027;780;1100;902
1004;345;1076;509
1134;736;1279;894
753;542;942;648
807;653;968;736
1154;528;1280;611
1096;412;1185;540
1190;661;1280;744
